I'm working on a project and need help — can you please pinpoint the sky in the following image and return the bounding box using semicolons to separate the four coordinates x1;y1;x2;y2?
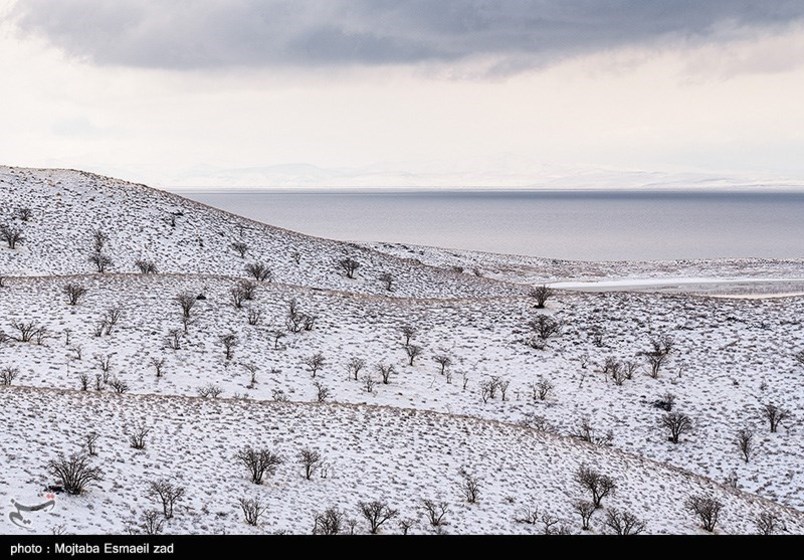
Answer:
2;0;804;188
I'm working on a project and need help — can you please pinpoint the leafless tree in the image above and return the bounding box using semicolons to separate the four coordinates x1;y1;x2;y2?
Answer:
420;499;449;532
433;354;452;375
0;223;24;249
300;449;321;480
359;500;399;534
661;412;693;444
339;257;361;279
176;292;197;320
241;362;259;388
313;381;331;402
313;507;343;535
458;470;480;504
348;357;366;381
10;320;43;343
303;352;325;377
495;377;510;401
94;374;103;392
96;354;112;376
230;285;247;308
379;272;395;291
237;279;257;300
653;392;676;412
622;360;638;380
63;283;88;306
377;363;395;384
78;373;89;391
762;403;790;433
604;508;646;535
736;428;754;462
686;495;723;532
755;511;786;535
138;510;164;535
0;367;19;386
531;378;554;401
15;207;32;221
529;284;554;308
362;372;376;394
84;433;99;456
405;344;423;366
231;241;249;258
93;229;108;253
401;325;417;348
245;262;273;282
575;464;616;509
529;314;562;341
266;329;284;350
236;446;283;484
128;425;152;449
574;500;596;531
239;497;266;526
572;418;613;447
220;333;239;360
47;453;102;495
167;329;183;350
103;307;122;335
89;253;113;273
151;358;166;378
398;518;415;535
247;307;262;326
108;378;129;394
148;480;186;519
135;259;158;274
642;335;674;378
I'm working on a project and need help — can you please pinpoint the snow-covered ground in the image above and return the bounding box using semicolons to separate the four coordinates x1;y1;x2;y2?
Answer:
0;165;802;534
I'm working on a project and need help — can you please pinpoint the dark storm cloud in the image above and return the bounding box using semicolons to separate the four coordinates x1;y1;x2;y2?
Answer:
11;0;804;70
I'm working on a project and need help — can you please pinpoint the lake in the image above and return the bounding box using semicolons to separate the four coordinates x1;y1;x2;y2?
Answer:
177;189;804;261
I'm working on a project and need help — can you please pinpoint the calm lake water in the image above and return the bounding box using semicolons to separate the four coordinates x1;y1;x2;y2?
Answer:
178;189;804;261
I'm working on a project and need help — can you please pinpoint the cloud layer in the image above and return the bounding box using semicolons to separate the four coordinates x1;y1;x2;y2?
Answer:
12;0;804;71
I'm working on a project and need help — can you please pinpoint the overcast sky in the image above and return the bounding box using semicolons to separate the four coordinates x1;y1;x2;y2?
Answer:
3;0;804;187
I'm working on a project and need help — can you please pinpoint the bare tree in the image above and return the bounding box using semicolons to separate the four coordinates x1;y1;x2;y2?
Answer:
362;372;376;394
736;428;754;463
529;314;562;341
138;510;164;535
379;272;395;291
661;412;693;444
270;329;286;350
0;367;19;386
197;384;223;399
398;518;415;535
89;253;113;273
642;336;674;378
239;497;266;526
167;329;183;350
348;357;366;381
242;362;259;387
529;284;554;308
103;307;122;335
572;418;613;447
575;465;616;509
231;241;249;258
15;207;32;221
230;285;247;309
573;500;596;531
47;453;102;495
313;381;330;403
96;354;112;377
420;499;449;532
313;508;343;535
108;378;129;394
405;344;423;366
10;320;43;343
63;283;88;306
245;262;273;282
300;448;321;480
755;511;786;535
236;446;283;484
433;354;452;375
0;223;24;249
339;257;361;279
128;425;152;449
134;259;158;274
303;352;325;377
220;333;239;360
458;470;480;504
531;378;554;401
400;325;417;348
359;500;399;534
78;373;89;391
148;480;185;519
604;508;646;535
377;363;395;384
686;495;723;533
176;292;197;320
247;307;262;326
151;358;166;378
762;403;790;433
84;433;99;456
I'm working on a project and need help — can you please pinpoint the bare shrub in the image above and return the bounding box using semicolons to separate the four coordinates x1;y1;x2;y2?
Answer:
303;352;325;377
661;412;693;444
230;285;247;308
247;307;262;326
84;433;99;456
531;378;553;401
313;507;343;535
405;344;423;366
458;470;480;504
572;418;613;447
400;325;417;347
433;354;452;375
339;257;360;278
63;283;88;306
362;372;376;393
128;425;152;449
604;508;646;535
148;480;186;519
0;223;24;249
176;292;197;319
529;284;554;308
10;320;43;343
313;381;330;403
236;446;283;484
270;330;286;350
220;333;239;360
686;495;723;532
737;428;754;463
379;272;394;291
239;497;266;526
231;241;249;258
135;260;158;274
47;453;102;495
89;253;113;273
377;363;395;384
529;314;562;340
300;449;321;480
15;207;32;221
0;366;19;386
151;358;166;378
197;384;223;399
242;362;259;387
138;510;164;535
755;511;786;535
575;465;615;509
108;378;129;394
245;262;273;282
167;329;183;350
348;357;366;381
642;335;674;378
574;500;596;531
420;499;449;532
358;500;399;534
103;307;122;335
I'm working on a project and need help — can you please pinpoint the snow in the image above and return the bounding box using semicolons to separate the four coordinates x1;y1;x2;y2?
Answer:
0;165;802;535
